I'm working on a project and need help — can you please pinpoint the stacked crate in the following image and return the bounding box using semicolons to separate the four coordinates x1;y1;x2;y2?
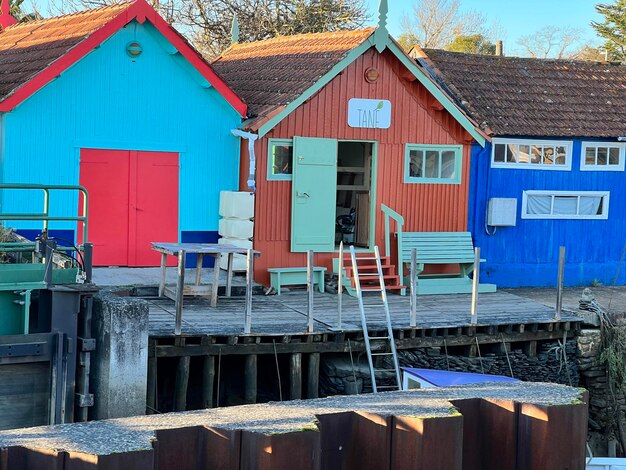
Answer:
218;191;254;271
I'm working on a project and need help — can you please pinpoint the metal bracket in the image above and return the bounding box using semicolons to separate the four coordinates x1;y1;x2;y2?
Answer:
75;393;94;408
77;337;96;352
0;342;44;358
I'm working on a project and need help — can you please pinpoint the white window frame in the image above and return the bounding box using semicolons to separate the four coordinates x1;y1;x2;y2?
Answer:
521;190;610;220
580;142;625;172
404;144;463;185
491;138;573;171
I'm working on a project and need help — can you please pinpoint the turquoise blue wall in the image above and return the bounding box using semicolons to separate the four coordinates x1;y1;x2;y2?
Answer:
0;20;241;238
469;139;626;288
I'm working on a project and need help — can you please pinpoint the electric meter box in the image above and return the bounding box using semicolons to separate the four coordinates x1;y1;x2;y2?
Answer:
487;198;517;227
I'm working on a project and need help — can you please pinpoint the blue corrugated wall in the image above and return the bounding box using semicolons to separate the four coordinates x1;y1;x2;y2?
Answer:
0;20;240;242
469;139;626;287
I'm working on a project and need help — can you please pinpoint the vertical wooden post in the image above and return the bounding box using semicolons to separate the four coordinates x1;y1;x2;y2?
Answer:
174;250;186;336
337;242;343;330
556;246;565;321
146;339;157;414
244;354;258;404
410;248;417;327
174;339;190;412
159;253;167;297
470;247;480;325
307;353;320;399
202;355;215;409
211;253;221;307
290;353;302;400
244;249;254;334
307;250;314;334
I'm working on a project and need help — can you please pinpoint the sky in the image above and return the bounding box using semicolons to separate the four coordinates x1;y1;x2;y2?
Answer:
365;0;604;56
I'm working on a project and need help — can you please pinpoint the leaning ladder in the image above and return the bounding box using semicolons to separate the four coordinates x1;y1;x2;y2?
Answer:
349;245;402;393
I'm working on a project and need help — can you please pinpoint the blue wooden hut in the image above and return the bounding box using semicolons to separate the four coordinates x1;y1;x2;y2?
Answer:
0;0;246;266
420;49;626;287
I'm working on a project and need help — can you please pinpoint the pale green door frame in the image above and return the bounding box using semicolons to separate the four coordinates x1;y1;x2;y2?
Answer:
291;136;338;252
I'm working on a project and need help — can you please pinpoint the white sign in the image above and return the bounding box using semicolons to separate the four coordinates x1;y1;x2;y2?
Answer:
347;98;391;129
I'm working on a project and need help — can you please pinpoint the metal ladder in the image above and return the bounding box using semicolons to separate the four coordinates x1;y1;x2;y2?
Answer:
349;245;401;393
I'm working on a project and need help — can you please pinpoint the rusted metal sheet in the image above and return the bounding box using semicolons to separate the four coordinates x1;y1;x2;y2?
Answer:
200;427;241;470
516;391;588;470
0;446;64;470
240;430;320;470
317;412;355;469
240;47;473;285
391;415;463;470
154;426;204;470
349;412;392;469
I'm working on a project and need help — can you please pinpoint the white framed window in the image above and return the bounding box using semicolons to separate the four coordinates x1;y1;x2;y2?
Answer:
491;138;572;171
404;144;462;184
580;142;625;171
521;190;610;220
267;139;293;181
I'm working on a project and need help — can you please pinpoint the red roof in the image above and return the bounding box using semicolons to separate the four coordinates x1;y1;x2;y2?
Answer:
0;0;247;116
212;28;374;127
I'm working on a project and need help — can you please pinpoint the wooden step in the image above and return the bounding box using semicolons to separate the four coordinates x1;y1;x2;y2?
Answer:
351;275;399;287
360;285;406;291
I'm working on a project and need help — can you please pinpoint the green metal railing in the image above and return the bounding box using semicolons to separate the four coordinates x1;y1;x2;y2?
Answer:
0;183;89;244
381;203;404;275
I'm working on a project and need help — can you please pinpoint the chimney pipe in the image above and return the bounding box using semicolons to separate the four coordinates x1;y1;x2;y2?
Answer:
495;40;503;57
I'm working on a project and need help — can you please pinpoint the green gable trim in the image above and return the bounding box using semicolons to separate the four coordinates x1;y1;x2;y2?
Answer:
255;32;485;148
386;41;485;147
257;37;375;138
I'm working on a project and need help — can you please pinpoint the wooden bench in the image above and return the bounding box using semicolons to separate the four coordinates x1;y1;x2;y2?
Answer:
268;267;326;295
396;231;496;295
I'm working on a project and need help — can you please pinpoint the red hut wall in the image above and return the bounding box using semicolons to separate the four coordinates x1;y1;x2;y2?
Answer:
240;48;474;285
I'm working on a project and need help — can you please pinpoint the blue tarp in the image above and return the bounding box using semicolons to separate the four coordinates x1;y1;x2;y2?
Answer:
403;367;519;387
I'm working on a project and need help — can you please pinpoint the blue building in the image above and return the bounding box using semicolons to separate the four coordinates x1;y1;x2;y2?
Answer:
0;1;246;266
421;49;626;287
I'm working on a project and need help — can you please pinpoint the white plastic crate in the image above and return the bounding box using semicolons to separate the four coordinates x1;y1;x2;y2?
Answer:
219;253;247;271
218;237;253;249
218;218;254;239
219;191;255;219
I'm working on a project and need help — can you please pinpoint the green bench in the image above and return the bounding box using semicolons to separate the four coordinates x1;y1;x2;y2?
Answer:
268;267;326;295
396;231;496;295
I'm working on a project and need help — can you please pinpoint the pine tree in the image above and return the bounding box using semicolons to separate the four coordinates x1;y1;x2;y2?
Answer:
592;1;626;60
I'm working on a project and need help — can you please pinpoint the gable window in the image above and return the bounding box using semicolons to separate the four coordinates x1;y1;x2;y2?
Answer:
404;144;462;184
267;139;293;181
492;138;572;170
522;190;609;220
581;142;625;171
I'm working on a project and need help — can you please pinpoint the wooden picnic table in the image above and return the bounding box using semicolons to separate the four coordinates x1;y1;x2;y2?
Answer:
151;242;260;335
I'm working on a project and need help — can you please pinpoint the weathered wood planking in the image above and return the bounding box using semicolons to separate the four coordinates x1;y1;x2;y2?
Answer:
148;291;579;337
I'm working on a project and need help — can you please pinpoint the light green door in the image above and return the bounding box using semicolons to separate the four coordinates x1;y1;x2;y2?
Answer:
291;136;338;252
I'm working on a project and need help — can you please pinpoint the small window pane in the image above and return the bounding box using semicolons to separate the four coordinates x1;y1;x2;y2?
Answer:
506;145;516;163
597;147;608;165
272;144;293;175
441;151;456;179
409;150;424;177
494;144;505;162
585;147;596;165
553;196;578;215
609;147;620;165
519;145;530;163
531;146;542;164
526;195;552;214
579;196;603;215
543;147;555;165
425;151;439;178
555;146;566;165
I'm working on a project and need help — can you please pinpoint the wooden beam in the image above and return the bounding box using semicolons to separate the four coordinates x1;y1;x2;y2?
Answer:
244;354;257;404
290;353;302;400
153;329;576;358
146;346;157;414
202;355;215;409
174;338;190;412
307;353;320;399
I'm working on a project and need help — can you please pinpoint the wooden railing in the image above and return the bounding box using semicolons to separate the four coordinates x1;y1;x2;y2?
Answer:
381;203;404;276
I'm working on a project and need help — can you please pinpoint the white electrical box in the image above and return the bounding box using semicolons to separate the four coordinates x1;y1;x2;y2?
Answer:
487;198;517;227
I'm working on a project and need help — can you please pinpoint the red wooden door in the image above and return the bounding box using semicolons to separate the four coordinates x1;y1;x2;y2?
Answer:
80;149;179;267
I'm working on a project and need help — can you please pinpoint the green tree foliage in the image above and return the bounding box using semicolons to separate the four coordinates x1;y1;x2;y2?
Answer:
445;34;495;54
592;0;626;60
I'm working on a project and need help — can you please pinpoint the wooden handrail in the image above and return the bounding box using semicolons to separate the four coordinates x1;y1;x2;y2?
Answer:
381;203;404;277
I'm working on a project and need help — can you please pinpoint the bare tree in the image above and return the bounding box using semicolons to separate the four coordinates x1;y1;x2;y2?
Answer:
516;26;584;59
401;0;488;49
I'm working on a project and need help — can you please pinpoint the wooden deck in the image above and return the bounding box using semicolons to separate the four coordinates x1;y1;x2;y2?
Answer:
148;290;580;337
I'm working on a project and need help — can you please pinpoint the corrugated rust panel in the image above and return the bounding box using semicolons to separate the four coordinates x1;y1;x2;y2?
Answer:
516;393;588;470
240;430;320;470
479;399;518;470
200;427;241;469
349;412;392;469
390;415;463;470
0;446;64;470
243;47;472;284
317;412;355;469
154;426;203;470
